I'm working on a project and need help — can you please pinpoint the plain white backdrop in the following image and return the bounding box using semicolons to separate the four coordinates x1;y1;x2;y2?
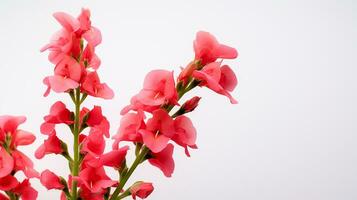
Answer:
0;0;356;199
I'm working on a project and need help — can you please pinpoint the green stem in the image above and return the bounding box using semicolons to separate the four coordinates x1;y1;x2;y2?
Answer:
110;147;149;200
110;78;200;200
116;188;131;200
71;88;81;200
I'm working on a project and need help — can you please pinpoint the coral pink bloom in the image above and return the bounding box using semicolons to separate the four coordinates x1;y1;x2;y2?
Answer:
43;56;82;96
99;146;129;169
112;111;145;148
173;116;197;157
193;62;238;104
83;26;102;47
12;150;39;178
40;101;73;134
82;44;101;70
148;144;175;177
53;12;80;33
137;70;178;107
177;61;200;84
12;130;36;148
0;147;14;178
35;131;63;159
81;72;114;99
40;170;64;190
0;175;18;191
130;182;154;200
12;179;38;200
40;28;75;64
77;8;91;33
0;115;26;138
86;106;110;138
194;31;238;65
181;96;201;113
81;131;105;156
75;166;116;193
139;109;175;153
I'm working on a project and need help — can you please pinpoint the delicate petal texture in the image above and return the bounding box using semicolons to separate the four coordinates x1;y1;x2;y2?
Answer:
53;12;80;32
76;166;116;193
0;147;14;178
54;56;82;82
130;182;154;200
12;179;38;200
81;72;114;99
193;62;238;104
40;170;64;190
77;8;91;32
140;129;170;153
173;116;197;157
99;146;129;169
146;109;175;138
219;65;238;92
194;31;238;64
0;175;19;190
113;111;145;147
81;131;105;156
35;131;63;159
83;26;102;47
13;130;36;147
47;75;79;93
181;96;201;113
148;144;175;177
12;151;39;178
0;115;26;135
41;101;72;135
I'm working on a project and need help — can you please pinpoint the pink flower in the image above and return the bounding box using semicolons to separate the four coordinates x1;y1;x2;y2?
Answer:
130;182;154;200
81;130;105;156
172;116;197;157
0;175;19;191
40;28;76;64
139;109;175;153
193;62;238;104
122;70;178;114
82;44;101;70
40;101;73;135
112;111;145;148
12;150;39;178
12;179;38;200
177;61;199;84
40;170;64;190
0;115;26;140
43;56;83;96
77;8;91;33
0;147;14;178
86;106;110;138
148;143;175;177
99;146;129;169
75;166;116;193
194;31;238;65
181;96;201;113
53;12;80;33
81;72;114;99
11;130;36;148
35;131;63;159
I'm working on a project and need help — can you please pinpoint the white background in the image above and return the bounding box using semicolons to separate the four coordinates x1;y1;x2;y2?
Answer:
0;0;356;199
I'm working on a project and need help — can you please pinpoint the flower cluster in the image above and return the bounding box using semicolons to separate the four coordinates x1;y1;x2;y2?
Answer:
37;9;119;200
0;8;239;200
108;30;238;200
0;116;38;200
